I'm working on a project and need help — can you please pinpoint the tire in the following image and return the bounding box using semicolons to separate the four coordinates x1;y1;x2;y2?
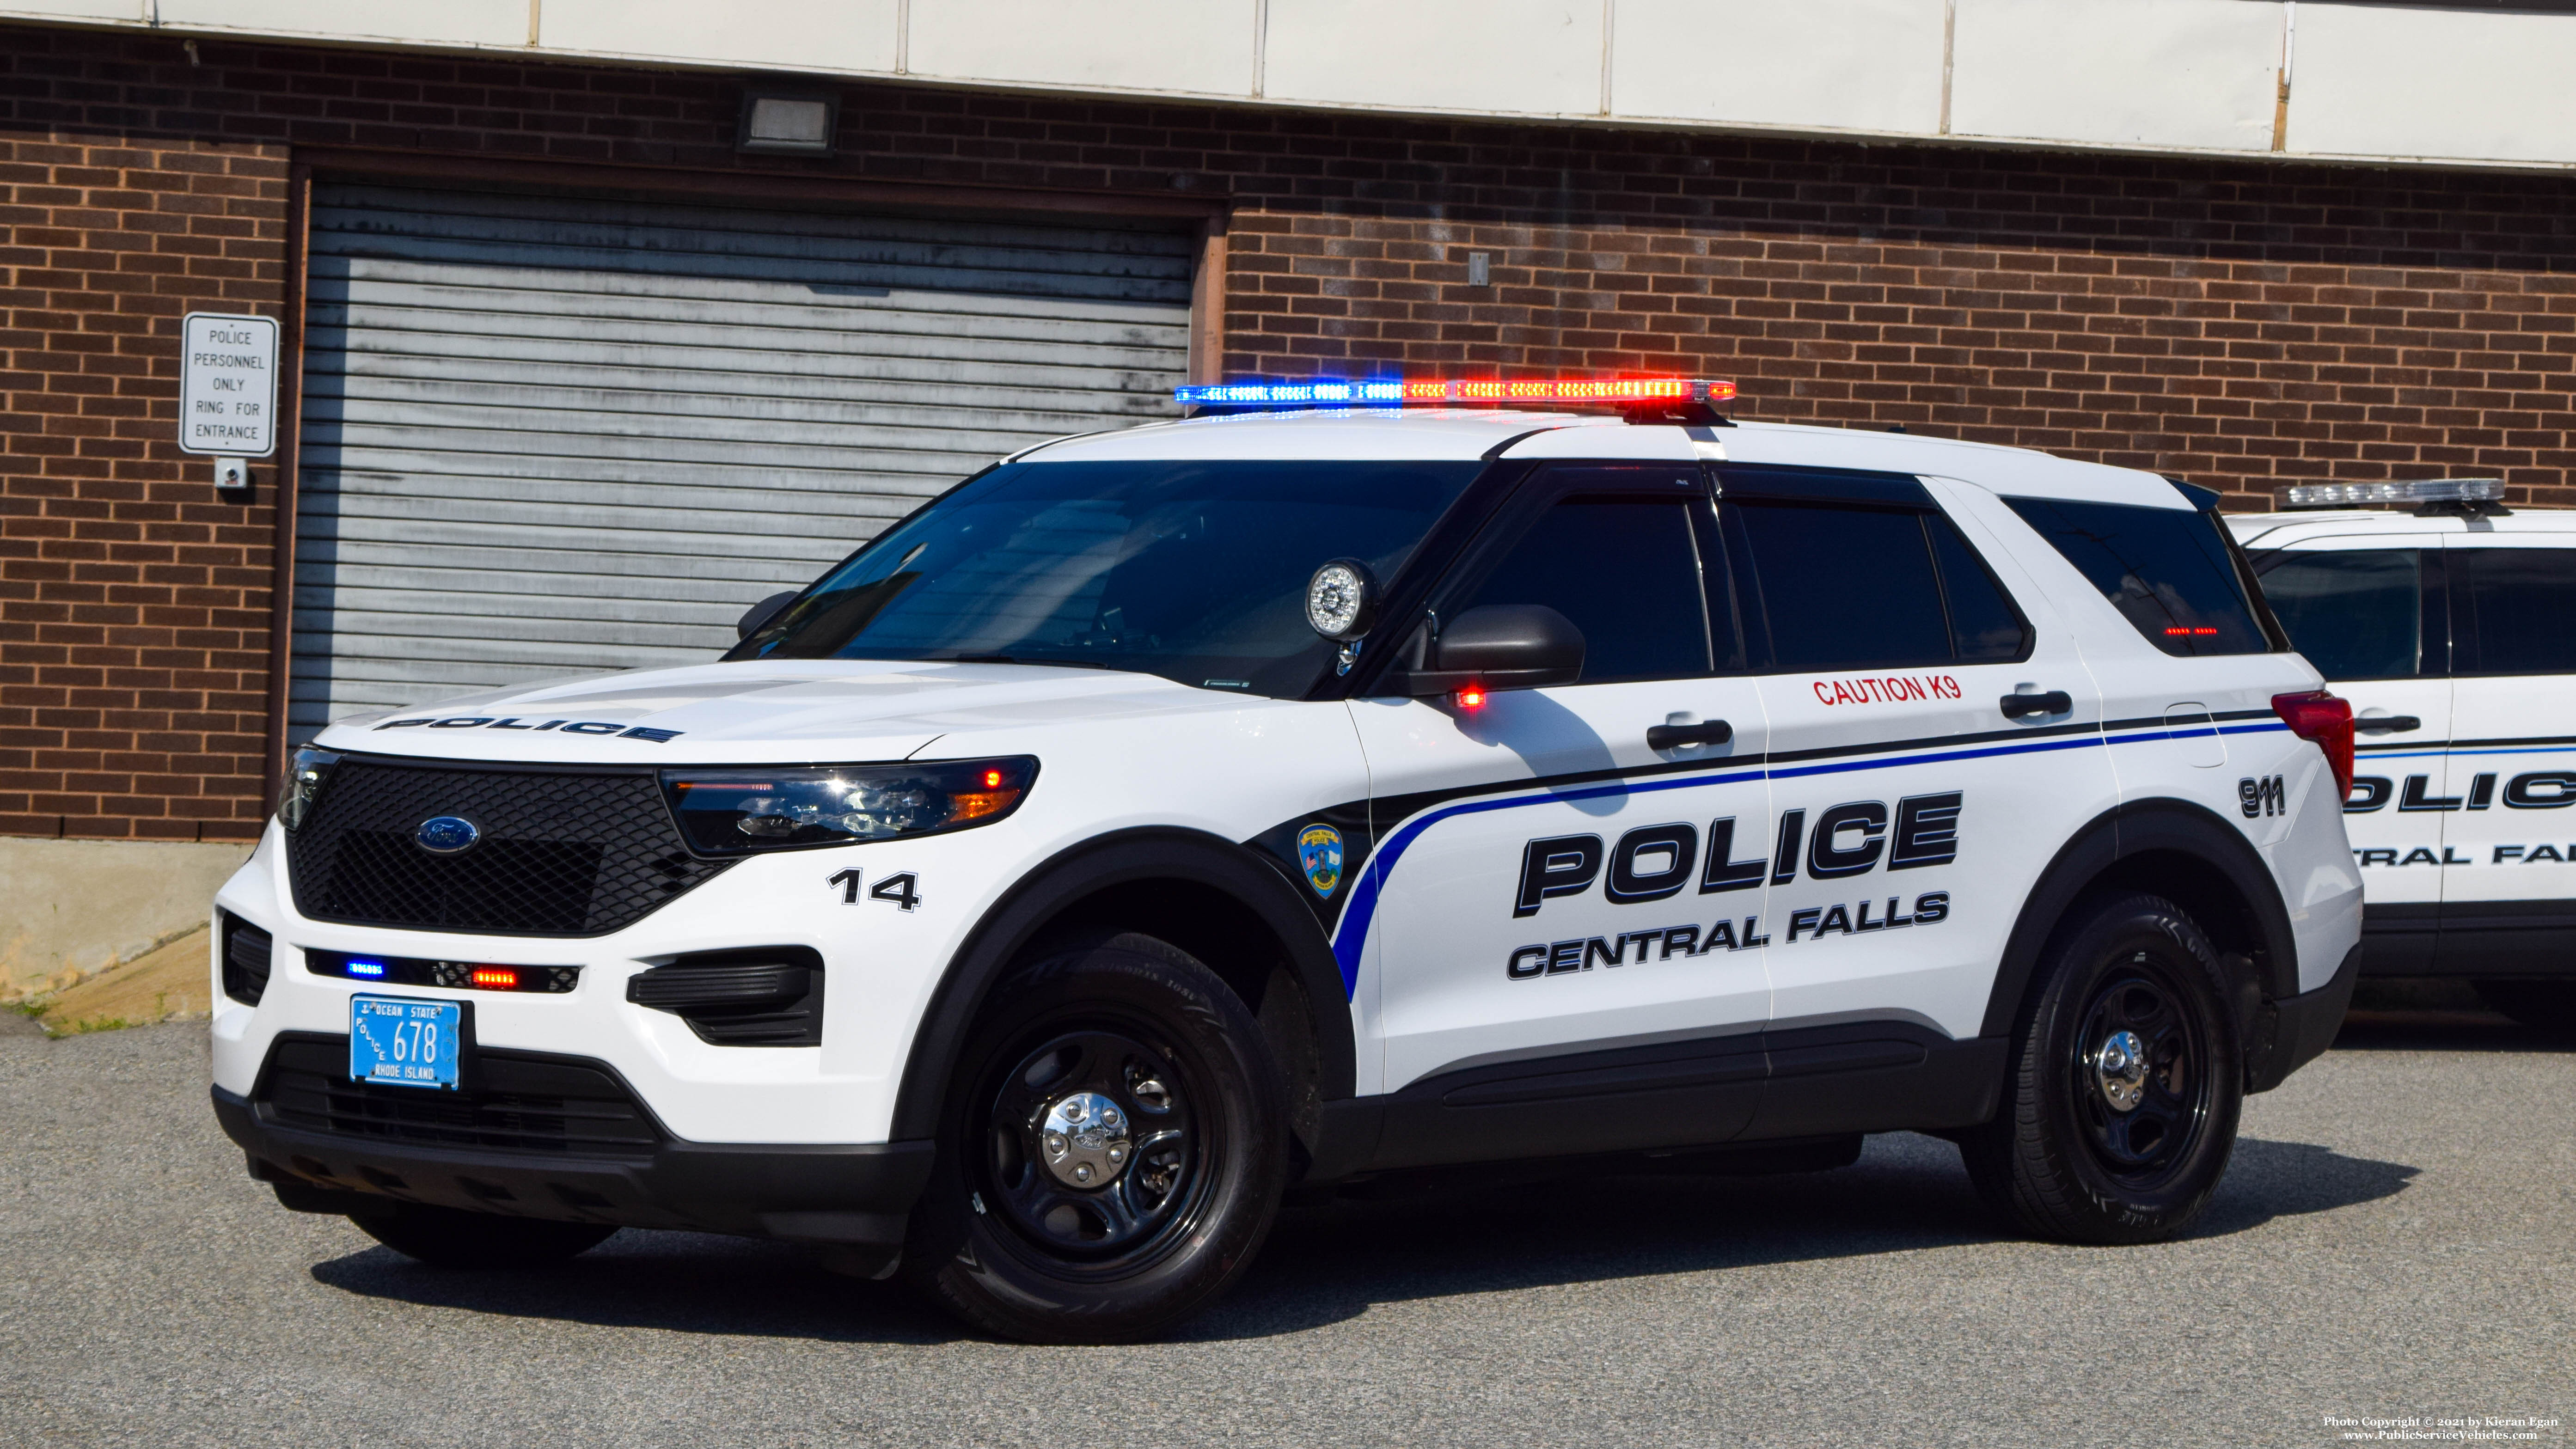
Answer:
350;1203;617;1268
903;932;1289;1344
2473;978;2576;1032
1961;893;2244;1245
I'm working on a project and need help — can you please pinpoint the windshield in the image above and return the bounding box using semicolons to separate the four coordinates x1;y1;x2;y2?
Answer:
731;458;1485;696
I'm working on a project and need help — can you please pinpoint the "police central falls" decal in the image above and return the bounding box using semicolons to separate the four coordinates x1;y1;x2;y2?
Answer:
1500;789;1962;979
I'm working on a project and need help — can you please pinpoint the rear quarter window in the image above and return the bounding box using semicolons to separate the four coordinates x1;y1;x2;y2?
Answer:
2005;497;2274;657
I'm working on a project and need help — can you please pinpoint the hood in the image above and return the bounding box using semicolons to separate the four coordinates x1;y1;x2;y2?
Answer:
310;659;1248;764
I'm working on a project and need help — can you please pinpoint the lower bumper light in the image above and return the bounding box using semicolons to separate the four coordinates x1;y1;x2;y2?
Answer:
626;948;824;1047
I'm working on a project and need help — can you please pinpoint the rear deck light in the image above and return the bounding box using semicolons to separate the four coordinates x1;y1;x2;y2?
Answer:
1174;376;1736;410
2272;690;2355;800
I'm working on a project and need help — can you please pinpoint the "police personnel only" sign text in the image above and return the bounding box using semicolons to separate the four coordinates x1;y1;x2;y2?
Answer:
178;312;278;457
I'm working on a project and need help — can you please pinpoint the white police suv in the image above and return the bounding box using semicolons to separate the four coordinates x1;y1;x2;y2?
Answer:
211;378;2363;1343
2231;479;2576;1031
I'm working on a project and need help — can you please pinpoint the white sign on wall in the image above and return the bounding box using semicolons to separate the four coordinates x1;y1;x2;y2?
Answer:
178;312;279;458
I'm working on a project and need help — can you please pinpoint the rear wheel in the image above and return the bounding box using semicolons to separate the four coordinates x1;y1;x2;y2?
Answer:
904;933;1287;1344
351;1203;617;1267
1962;893;2243;1244
2473;978;2576;1032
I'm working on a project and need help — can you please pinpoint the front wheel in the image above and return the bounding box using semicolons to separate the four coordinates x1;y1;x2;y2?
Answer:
1962;893;2243;1245
903;933;1288;1344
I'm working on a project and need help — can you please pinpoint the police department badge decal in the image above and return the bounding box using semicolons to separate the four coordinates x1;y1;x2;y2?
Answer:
1297;823;1344;897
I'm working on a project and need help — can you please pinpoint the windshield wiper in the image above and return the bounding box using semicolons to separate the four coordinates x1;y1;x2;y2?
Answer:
939;653;1112;669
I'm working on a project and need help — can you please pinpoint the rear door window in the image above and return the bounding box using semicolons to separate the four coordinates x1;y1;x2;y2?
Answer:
2451;546;2576;676
2250;548;2425;680
2006;497;2272;656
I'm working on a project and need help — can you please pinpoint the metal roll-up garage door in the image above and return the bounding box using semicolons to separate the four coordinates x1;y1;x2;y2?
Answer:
289;182;1193;741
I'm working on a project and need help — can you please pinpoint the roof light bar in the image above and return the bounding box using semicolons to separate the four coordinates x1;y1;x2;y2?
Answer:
2282;478;2506;509
1173;377;1736;410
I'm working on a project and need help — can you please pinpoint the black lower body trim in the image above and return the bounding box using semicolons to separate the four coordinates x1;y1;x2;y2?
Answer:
2362;899;2576;978
1316;1021;2006;1178
2248;943;2361;1094
213;1086;932;1246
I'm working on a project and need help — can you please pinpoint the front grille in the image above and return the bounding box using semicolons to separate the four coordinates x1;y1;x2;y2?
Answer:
256;1033;663;1159
287;758;732;936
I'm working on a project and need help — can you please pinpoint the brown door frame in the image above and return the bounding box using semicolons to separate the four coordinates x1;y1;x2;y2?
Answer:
259;150;1232;788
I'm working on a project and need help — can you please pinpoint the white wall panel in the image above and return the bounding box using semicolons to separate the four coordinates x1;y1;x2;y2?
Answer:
910;0;1254;96
1613;0;1944;134
1951;0;2281;152
0;1;146;21
543;0;899;74
2296;3;2576;165
154;0;524;48
1265;0;1605;116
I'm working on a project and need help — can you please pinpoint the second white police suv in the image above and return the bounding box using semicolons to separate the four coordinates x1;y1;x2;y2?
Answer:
208;379;2363;1343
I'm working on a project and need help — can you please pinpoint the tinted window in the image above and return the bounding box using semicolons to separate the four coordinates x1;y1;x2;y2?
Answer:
1457;496;1714;683
1927;520;2030;662
2251;549;2421;680
2006;497;2270;656
1731;503;2026;671
2453;547;2576;675
737;459;1481;697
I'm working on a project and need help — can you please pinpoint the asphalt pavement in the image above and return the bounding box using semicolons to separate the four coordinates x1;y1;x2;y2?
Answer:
0;1002;2566;1448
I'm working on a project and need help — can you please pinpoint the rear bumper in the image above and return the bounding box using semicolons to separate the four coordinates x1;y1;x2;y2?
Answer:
212;1085;933;1248
2248;942;2361;1094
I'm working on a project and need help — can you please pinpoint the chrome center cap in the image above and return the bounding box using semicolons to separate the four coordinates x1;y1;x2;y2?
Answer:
1039;1091;1132;1189
2094;1029;2149;1113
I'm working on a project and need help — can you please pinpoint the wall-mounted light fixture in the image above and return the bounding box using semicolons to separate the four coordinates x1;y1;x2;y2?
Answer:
737;90;838;156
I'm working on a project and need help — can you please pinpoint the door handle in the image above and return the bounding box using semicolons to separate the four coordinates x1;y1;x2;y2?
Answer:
2355;715;2422;734
1647;720;1733;750
1999;690;2073;720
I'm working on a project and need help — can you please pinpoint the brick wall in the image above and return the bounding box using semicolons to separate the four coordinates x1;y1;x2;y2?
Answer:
6;22;2576;835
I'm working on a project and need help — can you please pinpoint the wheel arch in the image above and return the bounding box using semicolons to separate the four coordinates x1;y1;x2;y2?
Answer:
1980;798;2299;1042
888;827;1357;1148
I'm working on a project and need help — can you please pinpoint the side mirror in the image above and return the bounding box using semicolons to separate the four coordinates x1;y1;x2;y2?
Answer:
736;590;800;640
1389;604;1584;696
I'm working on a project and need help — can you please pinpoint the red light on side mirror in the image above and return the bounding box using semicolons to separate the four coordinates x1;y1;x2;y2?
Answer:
2272;690;2355;800
1453;686;1488;711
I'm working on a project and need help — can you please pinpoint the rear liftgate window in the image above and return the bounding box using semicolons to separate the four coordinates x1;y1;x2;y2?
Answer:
1720;466;2031;673
2006;496;2271;657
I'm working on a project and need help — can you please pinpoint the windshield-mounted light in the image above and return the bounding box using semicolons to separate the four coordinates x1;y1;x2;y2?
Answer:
277;746;339;831
2282;478;2506;510
660;758;1038;855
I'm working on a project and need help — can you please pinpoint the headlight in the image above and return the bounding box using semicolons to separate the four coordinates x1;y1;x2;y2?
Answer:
277;746;339;831
661;758;1038;855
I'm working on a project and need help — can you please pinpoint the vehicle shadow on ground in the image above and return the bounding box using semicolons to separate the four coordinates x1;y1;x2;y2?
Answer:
307;1131;2413;1346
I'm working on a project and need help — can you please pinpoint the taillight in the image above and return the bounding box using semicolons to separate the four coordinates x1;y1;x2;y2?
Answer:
2272;690;2354;800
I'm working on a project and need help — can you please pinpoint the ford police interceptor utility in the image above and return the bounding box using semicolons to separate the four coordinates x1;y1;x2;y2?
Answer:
209;378;2363;1343
2231;479;2576;1031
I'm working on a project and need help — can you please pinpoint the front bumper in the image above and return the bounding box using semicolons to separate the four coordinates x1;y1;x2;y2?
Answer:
213;1076;932;1248
2247;942;2362;1094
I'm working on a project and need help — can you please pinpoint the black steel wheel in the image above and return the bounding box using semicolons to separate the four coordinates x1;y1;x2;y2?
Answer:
1962;893;2243;1244
904;933;1287;1343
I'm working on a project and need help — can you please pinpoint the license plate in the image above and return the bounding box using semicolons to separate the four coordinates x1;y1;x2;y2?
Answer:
349;995;461;1090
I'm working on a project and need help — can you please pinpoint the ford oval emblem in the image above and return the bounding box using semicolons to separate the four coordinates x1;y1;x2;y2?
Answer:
414;815;481;855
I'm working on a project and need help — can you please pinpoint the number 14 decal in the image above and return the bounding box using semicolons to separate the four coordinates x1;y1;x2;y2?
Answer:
829;868;921;911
